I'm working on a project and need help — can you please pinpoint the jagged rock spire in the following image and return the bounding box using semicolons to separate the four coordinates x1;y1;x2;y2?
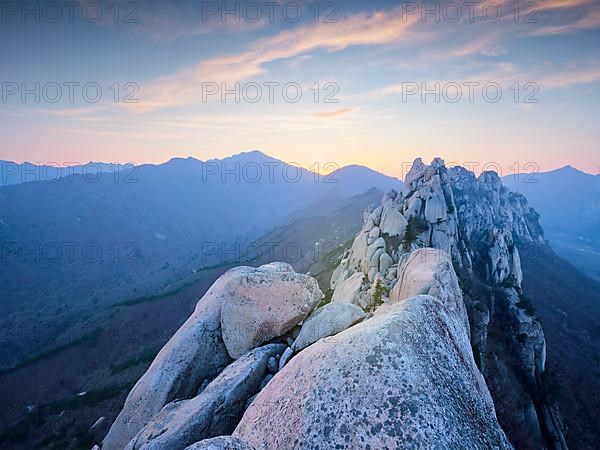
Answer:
328;157;565;450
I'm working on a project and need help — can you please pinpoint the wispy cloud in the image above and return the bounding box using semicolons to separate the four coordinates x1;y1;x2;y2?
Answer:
131;6;419;111
529;8;600;35
537;64;600;88
362;60;600;101
313;107;357;118
536;0;596;10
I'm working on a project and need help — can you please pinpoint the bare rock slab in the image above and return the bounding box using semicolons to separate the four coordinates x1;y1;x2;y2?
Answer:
102;268;252;449
292;302;366;351
220;263;322;359
126;344;286;450
184;436;254;450
234;295;511;450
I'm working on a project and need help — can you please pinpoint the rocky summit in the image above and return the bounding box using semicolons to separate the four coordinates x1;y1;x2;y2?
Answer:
101;158;568;450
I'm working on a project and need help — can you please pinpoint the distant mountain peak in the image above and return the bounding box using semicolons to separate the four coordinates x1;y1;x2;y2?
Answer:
335;164;372;171
228;149;273;161
556;164;579;173
548;164;595;177
238;149;268;157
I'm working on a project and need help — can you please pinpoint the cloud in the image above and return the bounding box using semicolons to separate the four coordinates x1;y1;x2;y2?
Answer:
362;60;600;102
536;0;596;10
529;8;600;35
131;6;419;111
536;65;600;88
517;103;535;112
449;31;507;58
313;107;357;118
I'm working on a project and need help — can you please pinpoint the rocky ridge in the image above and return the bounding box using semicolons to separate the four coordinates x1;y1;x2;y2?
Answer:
234;248;510;449
328;158;566;449
100;158;563;450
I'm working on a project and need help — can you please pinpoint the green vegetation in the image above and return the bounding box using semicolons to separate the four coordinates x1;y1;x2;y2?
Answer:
501;275;517;288
113;273;214;307
110;347;159;375
365;280;387;313
380;232;402;254
46;384;129;414
73;425;96;449
543;368;561;400
516;295;536;316
0;328;103;376
0;413;35;444
114;231;292;308
0;382;132;445
402;216;429;251
317;289;334;309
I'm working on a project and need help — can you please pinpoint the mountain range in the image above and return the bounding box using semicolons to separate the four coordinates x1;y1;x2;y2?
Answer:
0;152;599;449
0;151;402;370
0;161;125;187
503;165;600;280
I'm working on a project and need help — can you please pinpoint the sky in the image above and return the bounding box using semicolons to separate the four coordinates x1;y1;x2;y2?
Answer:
1;0;599;178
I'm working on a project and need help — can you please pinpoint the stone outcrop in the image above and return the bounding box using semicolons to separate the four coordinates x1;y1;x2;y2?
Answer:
331;272;367;306
327;157;566;449
125;344;285;450
104;157;567;450
184;436;254;450
291;302;366;352
390;248;469;339
102;269;239;450
104;263;320;450
220;262;322;359
234;294;511;450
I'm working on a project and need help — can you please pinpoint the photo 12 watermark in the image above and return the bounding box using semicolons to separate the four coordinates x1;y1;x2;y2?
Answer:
0;161;139;184
395;81;539;104
1;81;139;104
397;1;539;24
199;1;340;24
199;160;340;183
0;241;142;264
200;81;339;104
399;160;541;183
1;1;140;24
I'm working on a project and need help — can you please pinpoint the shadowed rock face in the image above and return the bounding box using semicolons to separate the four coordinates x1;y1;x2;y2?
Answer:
125;344;286;450
102;268;240;450
234;294;511;450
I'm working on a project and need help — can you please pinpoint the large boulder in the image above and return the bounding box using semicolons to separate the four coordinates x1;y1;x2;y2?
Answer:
103;268;249;450
391;248;454;301
347;232;368;272
331;272;365;305
424;189;448;224
125;344;286;450
220;263;322;359
390;248;469;339
379;203;408;237
379;252;393;273
184;436;254;450
104;263;317;449
234;295;511;450
292;303;366;351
